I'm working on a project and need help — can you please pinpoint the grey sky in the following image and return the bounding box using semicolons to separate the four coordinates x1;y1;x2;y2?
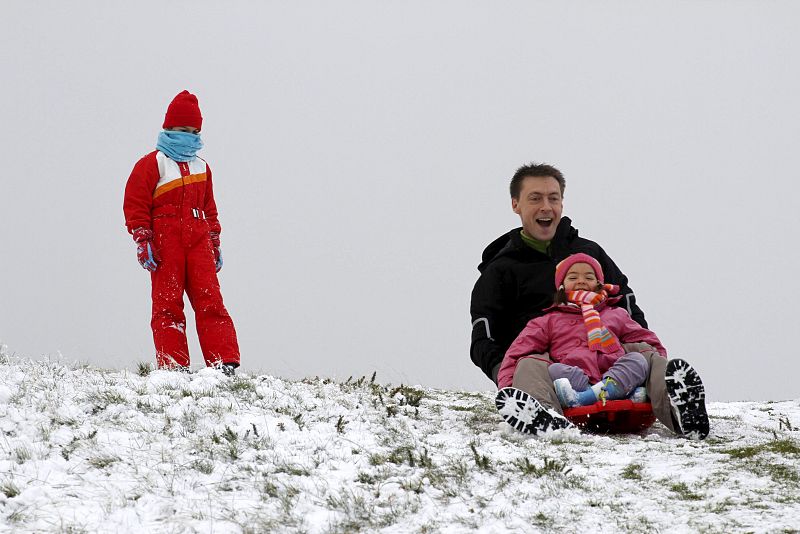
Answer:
2;2;798;401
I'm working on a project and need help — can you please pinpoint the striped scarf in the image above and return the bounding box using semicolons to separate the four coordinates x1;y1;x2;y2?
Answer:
567;284;622;354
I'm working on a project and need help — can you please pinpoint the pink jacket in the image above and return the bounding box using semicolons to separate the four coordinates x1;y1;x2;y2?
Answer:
497;302;667;389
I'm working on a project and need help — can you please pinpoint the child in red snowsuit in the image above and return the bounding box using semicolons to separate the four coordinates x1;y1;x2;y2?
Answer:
123;90;240;375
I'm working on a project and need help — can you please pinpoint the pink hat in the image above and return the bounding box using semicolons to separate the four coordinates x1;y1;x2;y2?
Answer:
163;90;203;130
554;253;604;288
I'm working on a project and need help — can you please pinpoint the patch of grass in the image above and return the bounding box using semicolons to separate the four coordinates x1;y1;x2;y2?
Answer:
325;487;412;533
400;477;425;494
770;439;800;455
191;459;215;475
326;489;375;533
531;511;555;530
208;400;234;418
448;404;480;412
446;459;470;487
389;385;425;407
616;515;659;533
13;446;31;464
260;477;279;500
248;433;274;452
292;413;305;430
38;422;53;441
93;389;128;405
179;411;199;435
725;445;758;459
587;498;626;514
86;389;127;413
136;398;166;413
340;372;382;396
274;461;312;477
418;521;441;533
191;389;220;400
621;462;644;480
762;463;800;484
705;497;736;514
277;483;300;515
513;457;538;476
778;415;796;431
466;407;499;432
725;438;800;459
670;482;703;501
226;510;282;534
701;436;727;447
137;362;152;377
206;427;244;461
418;448;434;468
7;507;28;524
335;415;348;434
356;472;377;485
87;455;119;469
226;443;241;461
62;525;90;534
61;436;84;461
228;378;256;394
387;445;433;468
773;492;800;505
222;426;238;443
469;442;492;472
0;479;20;498
514;456;571;477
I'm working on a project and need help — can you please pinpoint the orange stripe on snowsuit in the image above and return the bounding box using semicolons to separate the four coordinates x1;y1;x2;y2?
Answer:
153;173;207;199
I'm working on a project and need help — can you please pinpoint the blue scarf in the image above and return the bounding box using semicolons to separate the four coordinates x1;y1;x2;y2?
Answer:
156;130;204;162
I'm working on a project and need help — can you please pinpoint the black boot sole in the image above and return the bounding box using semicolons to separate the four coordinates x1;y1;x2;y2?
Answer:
495;387;573;435
665;358;710;440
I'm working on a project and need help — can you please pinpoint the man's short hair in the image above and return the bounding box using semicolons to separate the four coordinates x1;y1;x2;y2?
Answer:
510;163;566;199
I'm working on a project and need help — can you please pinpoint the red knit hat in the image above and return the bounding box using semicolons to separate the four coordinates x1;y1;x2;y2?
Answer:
554;253;604;289
162;90;203;130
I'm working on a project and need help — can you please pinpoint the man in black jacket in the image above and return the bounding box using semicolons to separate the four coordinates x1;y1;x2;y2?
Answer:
470;163;708;438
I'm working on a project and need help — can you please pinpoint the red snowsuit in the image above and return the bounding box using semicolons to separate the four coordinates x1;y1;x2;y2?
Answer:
123;150;240;369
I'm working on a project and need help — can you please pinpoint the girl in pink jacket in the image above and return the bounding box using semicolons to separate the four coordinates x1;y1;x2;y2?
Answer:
497;253;667;408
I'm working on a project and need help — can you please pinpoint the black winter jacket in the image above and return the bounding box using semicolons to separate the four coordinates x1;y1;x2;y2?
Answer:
469;217;646;382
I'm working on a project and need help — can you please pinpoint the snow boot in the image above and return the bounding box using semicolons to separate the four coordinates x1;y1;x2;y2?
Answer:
595;377;627;403
563;377;625;407
554;378;581;408
628;386;648;403
495;387;574;434
220;363;238;377
665;359;709;440
576;382;603;406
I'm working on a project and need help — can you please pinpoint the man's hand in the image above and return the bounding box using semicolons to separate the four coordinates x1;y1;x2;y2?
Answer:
133;227;160;272
210;232;223;273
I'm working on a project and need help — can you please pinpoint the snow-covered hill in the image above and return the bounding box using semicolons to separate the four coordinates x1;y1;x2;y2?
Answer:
1;351;799;533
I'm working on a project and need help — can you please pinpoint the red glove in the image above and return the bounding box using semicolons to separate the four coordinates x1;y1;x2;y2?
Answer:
210;232;223;273
133;227;160;272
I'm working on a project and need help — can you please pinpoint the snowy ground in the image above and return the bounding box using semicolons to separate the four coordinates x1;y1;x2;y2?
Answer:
1;350;799;533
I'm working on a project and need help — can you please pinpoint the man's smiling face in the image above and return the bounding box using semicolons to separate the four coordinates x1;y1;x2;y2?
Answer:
511;175;563;242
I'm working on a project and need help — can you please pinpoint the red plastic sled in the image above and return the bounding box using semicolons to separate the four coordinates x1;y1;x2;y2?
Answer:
563;400;656;434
